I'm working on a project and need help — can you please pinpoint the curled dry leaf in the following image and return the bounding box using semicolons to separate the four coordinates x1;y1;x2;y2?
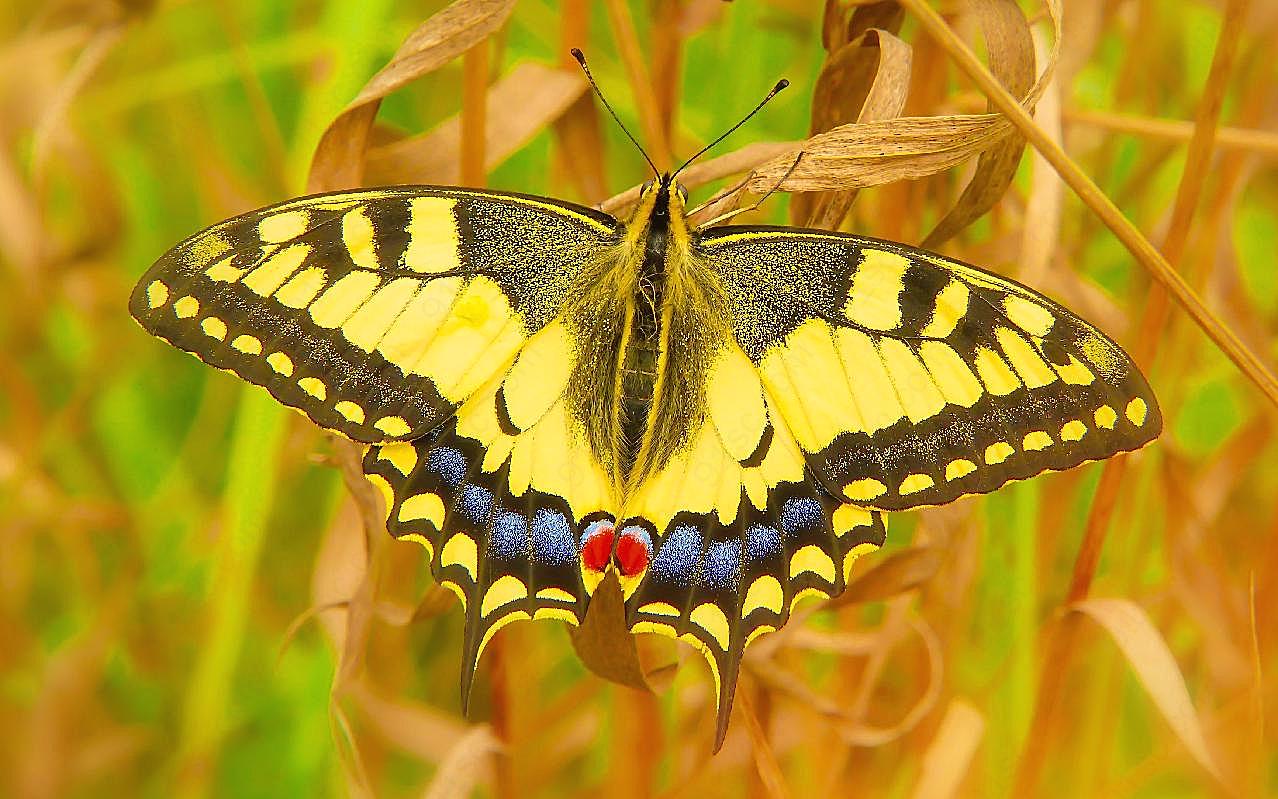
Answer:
743;0;1061;205
746;114;1012;193
829;546;943;608
748;612;943;748
366;62;588;185
921;0;1035;248
909;698;985;799
349;679;471;764
420;724;500;799
795;0;907;228
1070;598;1225;785
803;27;913;229
307;0;517;192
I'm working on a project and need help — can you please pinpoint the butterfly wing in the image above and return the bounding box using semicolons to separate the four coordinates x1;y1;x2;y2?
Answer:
698;227;1161;511
619;343;888;745
363;317;616;705
129;186;618;442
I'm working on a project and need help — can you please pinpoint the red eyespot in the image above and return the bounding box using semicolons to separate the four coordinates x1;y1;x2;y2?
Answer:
581;523;614;572
615;528;651;576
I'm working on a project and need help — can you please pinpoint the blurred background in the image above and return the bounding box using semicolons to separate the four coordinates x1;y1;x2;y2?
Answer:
2;0;1276;797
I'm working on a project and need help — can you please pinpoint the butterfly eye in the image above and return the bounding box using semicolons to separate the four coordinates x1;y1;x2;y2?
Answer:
676;182;688;202
641;178;656;194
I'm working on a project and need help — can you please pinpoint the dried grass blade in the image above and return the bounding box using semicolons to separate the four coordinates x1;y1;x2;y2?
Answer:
736;688;792;799
366;62;587;185
900;0;1278;408
1018;25;1063;285
602;0;670;168
921;0;1035;247
331;438;389;689
1063;108;1278;159
908;699;985;799
1070;599;1225;784
749;614;943;747
307;0;517;191
460;41;489;187
30;21;124;181
552;2;609;202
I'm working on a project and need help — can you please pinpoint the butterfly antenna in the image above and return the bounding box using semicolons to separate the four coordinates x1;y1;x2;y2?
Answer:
571;48;660;179
672;78;789;178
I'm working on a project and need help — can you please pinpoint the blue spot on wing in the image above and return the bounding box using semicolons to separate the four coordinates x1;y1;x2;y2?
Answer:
744;524;782;563
531;508;575;567
426;446;467;488
650;525;702;587
458;483;494;524
780;497;823;537
702;539;741;592
488;511;528;561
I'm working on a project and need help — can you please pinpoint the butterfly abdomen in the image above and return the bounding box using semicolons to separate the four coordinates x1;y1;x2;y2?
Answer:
617;197;670;477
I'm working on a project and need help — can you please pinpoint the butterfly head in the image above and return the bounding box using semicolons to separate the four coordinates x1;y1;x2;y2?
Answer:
635;174;690;232
639;174;688;214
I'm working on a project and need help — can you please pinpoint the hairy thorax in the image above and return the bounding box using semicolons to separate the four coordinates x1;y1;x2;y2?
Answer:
564;183;729;499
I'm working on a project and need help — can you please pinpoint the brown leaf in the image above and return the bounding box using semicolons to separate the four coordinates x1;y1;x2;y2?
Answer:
746;113;1011;193
921;0;1035;247
1070;598;1225;784
307;0;517;192
601;140;798;216
365;62;588;185
829;546;942;608
569;572;652;692
821;0;903;52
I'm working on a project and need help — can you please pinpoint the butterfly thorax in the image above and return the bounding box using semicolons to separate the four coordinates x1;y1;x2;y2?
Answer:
565;178;729;499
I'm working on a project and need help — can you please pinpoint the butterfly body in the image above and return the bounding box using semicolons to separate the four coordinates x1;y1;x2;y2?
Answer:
130;174;1159;748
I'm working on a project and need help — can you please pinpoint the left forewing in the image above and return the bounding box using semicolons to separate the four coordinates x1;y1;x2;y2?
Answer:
130;186;616;442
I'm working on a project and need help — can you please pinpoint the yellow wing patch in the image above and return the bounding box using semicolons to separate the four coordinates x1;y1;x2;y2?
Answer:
130;186;618;444
700;230;1161;514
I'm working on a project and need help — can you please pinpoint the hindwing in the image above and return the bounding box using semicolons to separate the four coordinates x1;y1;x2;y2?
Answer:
698;228;1162;511
620;340;887;747
363;319;616;704
129;186;618;442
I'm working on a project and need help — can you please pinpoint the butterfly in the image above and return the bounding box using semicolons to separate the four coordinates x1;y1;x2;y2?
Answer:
128;51;1160;749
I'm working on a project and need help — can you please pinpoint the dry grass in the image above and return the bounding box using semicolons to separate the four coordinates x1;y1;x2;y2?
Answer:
1;0;1276;797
